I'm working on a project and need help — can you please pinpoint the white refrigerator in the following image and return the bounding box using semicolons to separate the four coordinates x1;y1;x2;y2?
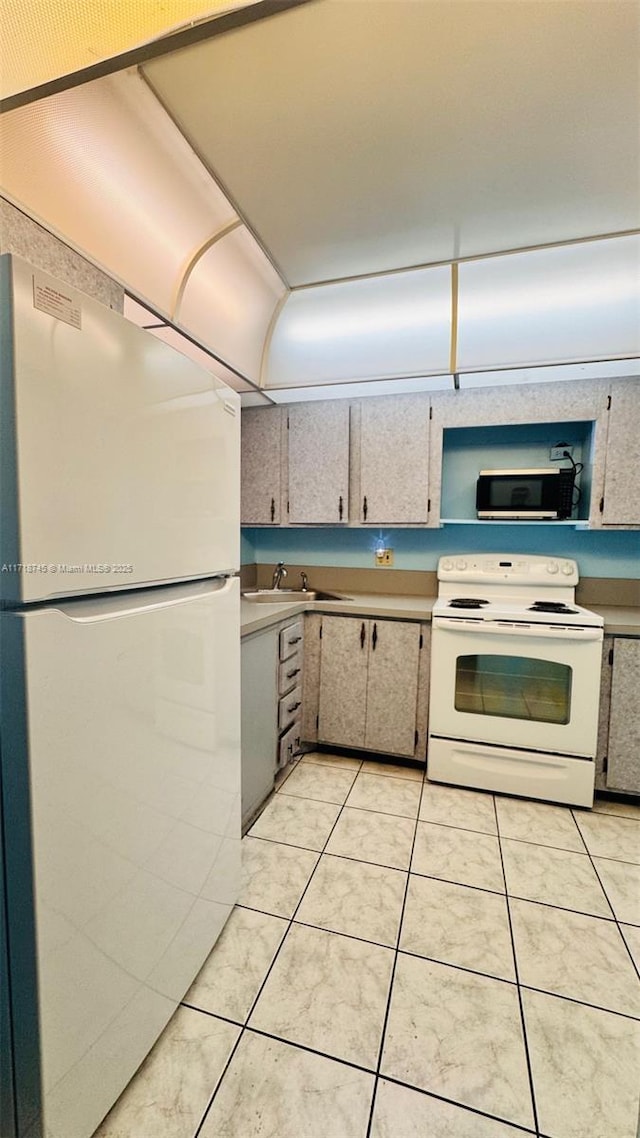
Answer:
0;255;241;1138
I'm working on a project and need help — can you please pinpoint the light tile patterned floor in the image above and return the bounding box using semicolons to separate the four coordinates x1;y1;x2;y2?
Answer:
94;753;640;1138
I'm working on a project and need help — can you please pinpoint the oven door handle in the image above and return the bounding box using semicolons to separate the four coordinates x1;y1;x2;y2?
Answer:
434;618;602;641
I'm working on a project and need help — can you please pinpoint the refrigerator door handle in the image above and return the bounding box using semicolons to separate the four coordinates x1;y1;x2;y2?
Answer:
38;577;235;623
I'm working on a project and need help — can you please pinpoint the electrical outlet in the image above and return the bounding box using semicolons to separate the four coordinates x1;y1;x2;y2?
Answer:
375;548;393;566
550;445;573;461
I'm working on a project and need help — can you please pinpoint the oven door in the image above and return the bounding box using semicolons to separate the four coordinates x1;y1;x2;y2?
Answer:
429;618;603;757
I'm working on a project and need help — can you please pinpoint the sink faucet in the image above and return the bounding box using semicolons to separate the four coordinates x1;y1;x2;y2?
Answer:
271;561;287;590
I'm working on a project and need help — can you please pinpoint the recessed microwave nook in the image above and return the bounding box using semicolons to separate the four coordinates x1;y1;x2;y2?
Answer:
440;421;594;525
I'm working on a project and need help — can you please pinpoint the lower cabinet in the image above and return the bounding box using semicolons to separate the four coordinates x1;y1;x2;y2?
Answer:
596;636;640;795
241;626;279;829
314;614;428;760
241;618;305;829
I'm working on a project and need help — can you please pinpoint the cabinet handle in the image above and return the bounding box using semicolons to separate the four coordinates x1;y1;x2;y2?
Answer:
286;667;300;679
360;622;366;649
288;701;301;712
372;622;378;651
363;495;368;521
338;495;344;520
270;497;275;522
289;636;302;644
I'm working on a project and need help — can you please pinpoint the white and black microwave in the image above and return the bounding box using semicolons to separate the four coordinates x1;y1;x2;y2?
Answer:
476;468;575;520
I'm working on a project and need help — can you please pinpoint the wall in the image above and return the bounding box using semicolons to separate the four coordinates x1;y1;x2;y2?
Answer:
243;525;639;580
0;198;124;310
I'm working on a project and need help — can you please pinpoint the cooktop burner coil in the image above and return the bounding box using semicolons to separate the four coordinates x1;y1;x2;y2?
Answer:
528;601;579;614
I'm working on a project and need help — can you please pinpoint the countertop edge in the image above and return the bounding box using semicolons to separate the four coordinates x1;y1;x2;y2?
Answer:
241;595;640;637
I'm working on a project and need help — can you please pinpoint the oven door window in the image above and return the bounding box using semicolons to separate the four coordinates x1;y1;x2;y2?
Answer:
455;654;572;725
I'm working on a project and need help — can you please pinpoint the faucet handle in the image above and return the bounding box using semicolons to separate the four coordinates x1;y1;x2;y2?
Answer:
300;572;308;591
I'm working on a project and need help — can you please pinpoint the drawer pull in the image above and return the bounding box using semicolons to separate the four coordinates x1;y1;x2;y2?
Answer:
289;636;302;644
288;701;301;713
287;667;301;679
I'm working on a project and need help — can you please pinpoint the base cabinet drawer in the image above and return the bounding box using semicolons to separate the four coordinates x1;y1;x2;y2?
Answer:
278;685;302;731
279;651;302;695
279;720;302;768
280;621;303;660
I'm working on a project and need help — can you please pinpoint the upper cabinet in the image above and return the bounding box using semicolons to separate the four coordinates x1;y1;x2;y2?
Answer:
241;406;284;524
241;376;639;530
357;394;431;524
287;402;350;524
597;379;640;527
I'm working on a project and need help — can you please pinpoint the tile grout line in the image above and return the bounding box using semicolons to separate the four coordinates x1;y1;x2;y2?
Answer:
192;758;368;1138
364;766;427;1138
494;795;541;1138
375;1074;539;1136
569;806;640;984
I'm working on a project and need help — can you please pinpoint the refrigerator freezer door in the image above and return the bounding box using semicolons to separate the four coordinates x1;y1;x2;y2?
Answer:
0;255;239;604
1;577;240;1138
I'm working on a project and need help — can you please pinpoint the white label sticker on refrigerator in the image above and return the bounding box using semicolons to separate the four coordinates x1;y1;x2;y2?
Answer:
32;274;82;329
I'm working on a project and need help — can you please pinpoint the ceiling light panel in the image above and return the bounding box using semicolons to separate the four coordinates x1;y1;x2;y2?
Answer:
265;266;451;387
0;69;238;314
457;236;640;371
177;225;286;382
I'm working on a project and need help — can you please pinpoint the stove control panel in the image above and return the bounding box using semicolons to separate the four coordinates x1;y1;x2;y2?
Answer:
437;554;579;588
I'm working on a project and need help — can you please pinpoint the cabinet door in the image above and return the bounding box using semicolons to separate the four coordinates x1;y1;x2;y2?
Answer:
364;620;421;756
606;639;640;793
318;617;368;747
601;381;640;525
359;395;430;523
241;407;282;524
288;403;350;523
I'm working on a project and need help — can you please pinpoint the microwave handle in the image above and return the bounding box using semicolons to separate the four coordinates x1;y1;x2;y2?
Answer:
434;618;602;642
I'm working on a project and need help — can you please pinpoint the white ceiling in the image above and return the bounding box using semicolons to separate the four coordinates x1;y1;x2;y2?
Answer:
142;0;640;287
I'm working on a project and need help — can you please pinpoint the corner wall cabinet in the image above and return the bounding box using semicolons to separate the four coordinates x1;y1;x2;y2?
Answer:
241;405;284;524
596;636;640;796
313;614;428;759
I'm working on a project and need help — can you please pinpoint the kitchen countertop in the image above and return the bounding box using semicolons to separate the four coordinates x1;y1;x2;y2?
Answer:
241;593;640;637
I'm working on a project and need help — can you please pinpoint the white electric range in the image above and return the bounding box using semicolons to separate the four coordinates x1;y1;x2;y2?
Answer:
428;554;604;807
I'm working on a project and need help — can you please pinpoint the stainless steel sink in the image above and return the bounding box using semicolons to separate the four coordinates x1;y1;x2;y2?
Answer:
242;589;350;603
